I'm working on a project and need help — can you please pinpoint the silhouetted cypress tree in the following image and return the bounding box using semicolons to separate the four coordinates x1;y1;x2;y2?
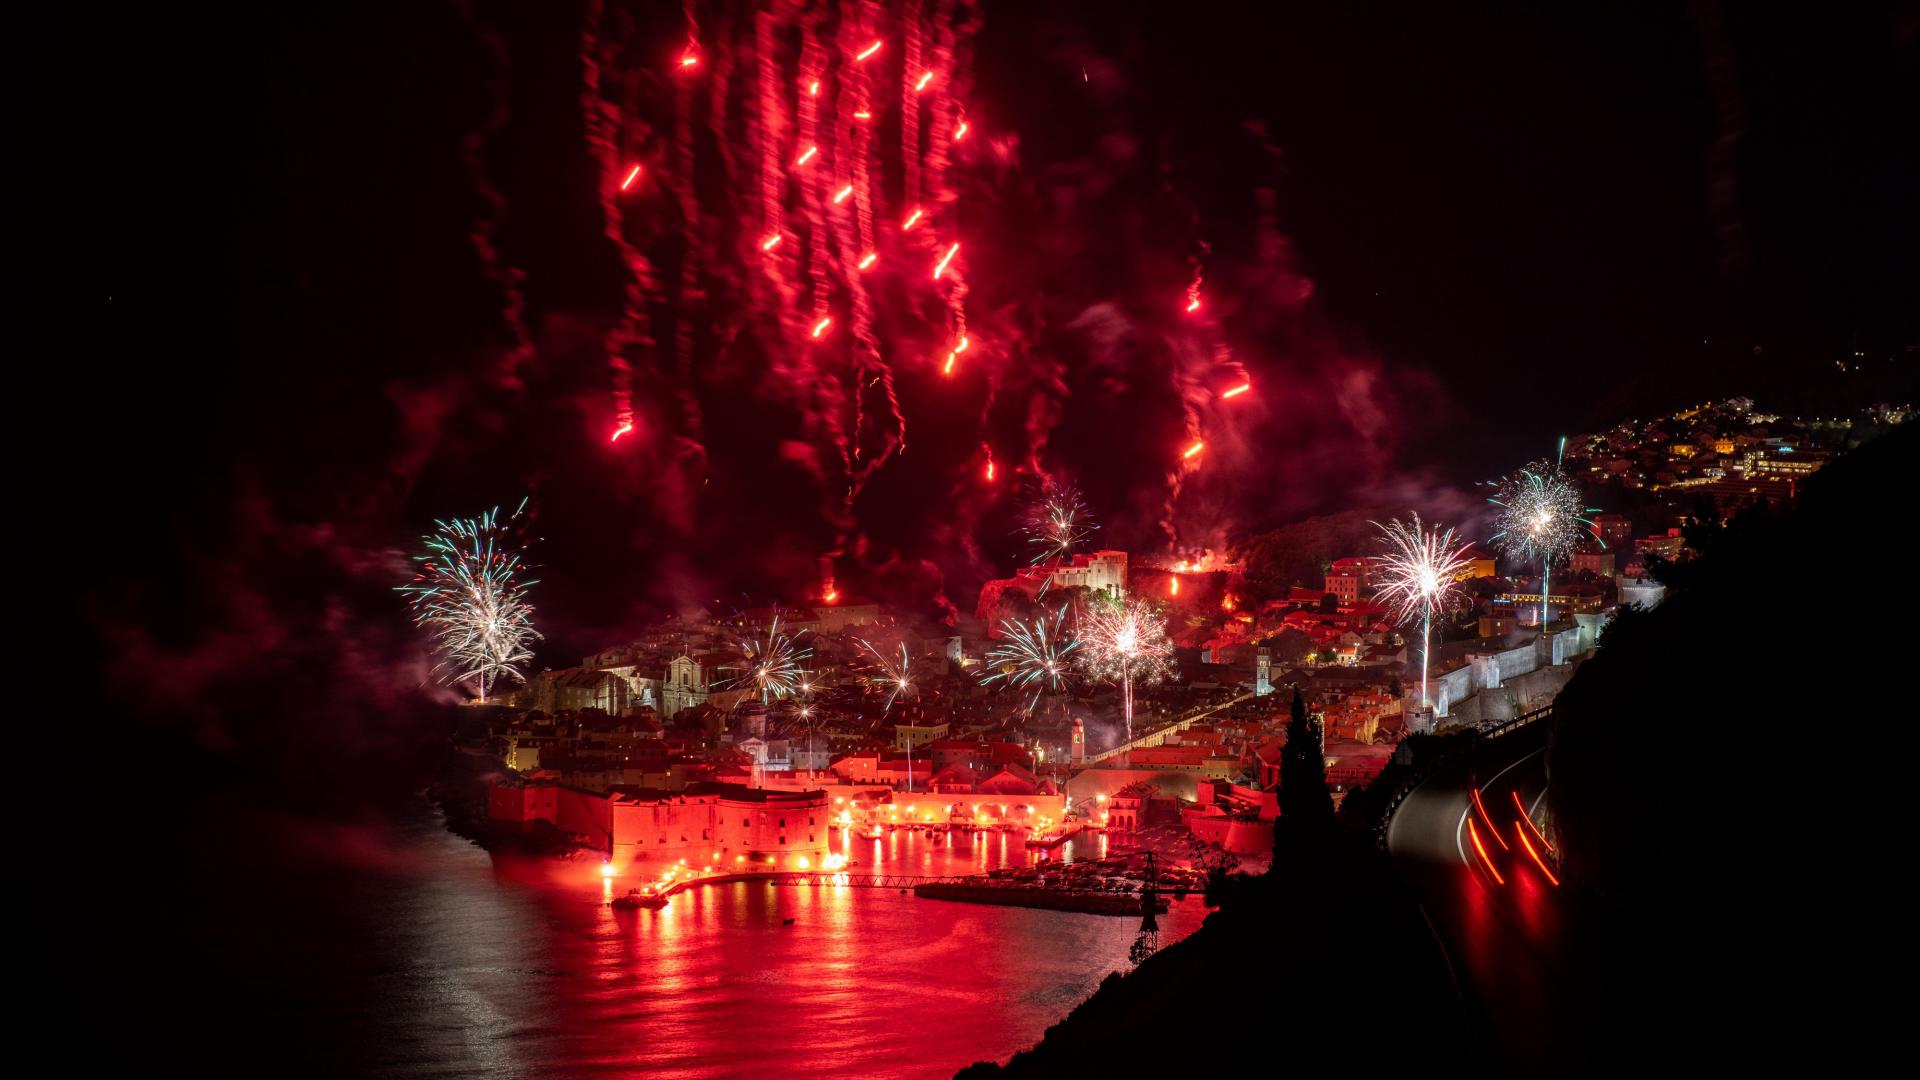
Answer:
1279;688;1335;826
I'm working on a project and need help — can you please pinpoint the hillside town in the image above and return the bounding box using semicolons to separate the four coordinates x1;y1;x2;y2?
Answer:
466;399;1863;879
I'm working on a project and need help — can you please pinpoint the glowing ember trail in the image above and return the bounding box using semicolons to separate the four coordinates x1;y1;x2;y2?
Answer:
811;317;833;339
795;145;818;166
853;110;872;120
857;252;877;270
933;242;960;279
1185;296;1201;313
761;233;782;252
855;40;883;61
679;53;698;68
808;79;820;95
902;208;924;230
955;120;970;139
620;165;642;190
610;422;634;443
915;71;934;92
1182;441;1205;459
833;184;854;204
1221;383;1251;398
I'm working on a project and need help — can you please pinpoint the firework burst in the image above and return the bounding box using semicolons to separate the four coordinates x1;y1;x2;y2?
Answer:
398;501;542;702
856;638;919;712
729;614;814;704
1373;515;1476;710
1076;596;1175;743
980;606;1081;712
1486;448;1599;626
1021;482;1098;565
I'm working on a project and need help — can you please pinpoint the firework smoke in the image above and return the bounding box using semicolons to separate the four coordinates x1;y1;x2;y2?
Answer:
397;502;542;702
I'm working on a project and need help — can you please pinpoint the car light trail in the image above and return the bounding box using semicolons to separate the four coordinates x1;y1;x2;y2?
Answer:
1514;823;1560;886
1471;785;1509;849
1466;819;1506;885
1512;791;1555;853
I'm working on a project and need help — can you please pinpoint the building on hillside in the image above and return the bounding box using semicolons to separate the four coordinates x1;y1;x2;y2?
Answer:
486;780;831;872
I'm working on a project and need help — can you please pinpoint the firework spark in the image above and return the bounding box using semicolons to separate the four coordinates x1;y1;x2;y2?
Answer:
398;502;542;703
1022;482;1098;564
857;638;918;712
1373;514;1477;710
979;607;1080;712
729;614;814;704
1487;450;1599;626
1076;596;1175;743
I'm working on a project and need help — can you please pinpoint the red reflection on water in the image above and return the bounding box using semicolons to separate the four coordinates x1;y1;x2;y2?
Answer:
463;828;1203;1078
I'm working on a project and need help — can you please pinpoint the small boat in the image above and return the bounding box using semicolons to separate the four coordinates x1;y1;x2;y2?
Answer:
782;917;797;926
612;888;669;910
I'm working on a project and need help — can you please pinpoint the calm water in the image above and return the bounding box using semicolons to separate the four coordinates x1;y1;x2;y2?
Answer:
180;799;1204;1078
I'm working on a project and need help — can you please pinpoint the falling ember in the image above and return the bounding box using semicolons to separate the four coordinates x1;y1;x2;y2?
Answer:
1183;441;1205;459
1169;577;1180;596
679;53;698;68
811;317;833;339
808;79;820;95
833;184;854;204
933;242;960;279
985;458;996;481
955;120;970;139
1185;296;1201;313
903;208;924;230
857;252;878;270
856;40;883;61
610;422;634;442
620;165;642;191
915;71;934;92
1221;383;1251;399
795;145;818;166
853;110;872;120
761;233;782;252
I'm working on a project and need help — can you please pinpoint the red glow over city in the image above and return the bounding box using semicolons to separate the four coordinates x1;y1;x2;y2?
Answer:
619;165;642;191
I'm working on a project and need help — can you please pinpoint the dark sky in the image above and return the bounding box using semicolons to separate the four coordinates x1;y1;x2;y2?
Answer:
86;1;1913;732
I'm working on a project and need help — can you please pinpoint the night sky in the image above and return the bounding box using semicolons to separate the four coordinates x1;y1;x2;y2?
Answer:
87;1;1912;759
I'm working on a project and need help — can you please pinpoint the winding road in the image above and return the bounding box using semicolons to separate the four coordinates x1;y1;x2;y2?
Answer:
1386;719;1567;1076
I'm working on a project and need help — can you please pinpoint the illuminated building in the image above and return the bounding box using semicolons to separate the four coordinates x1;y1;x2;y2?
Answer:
488;780;829;872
